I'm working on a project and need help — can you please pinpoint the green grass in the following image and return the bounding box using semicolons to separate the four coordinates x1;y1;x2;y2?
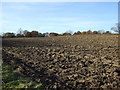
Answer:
0;58;2;89
2;62;44;89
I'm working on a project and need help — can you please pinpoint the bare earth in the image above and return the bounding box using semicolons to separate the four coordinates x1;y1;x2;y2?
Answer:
2;35;120;89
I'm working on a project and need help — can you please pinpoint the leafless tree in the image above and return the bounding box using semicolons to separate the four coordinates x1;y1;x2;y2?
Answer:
111;23;120;34
18;28;23;35
98;29;105;34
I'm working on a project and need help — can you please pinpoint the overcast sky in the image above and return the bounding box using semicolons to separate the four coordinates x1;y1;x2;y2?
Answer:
1;2;118;34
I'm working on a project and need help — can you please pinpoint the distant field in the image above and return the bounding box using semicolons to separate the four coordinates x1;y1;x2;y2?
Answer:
2;35;120;89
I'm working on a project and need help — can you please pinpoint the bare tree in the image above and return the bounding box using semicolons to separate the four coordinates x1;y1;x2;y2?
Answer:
111;23;120;34
18;28;23;35
98;29;105;34
23;30;29;36
65;30;73;35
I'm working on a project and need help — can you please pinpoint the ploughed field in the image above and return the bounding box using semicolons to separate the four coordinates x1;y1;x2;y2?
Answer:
2;35;120;89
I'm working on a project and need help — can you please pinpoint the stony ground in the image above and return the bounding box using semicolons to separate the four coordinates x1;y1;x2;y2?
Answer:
2;35;120;89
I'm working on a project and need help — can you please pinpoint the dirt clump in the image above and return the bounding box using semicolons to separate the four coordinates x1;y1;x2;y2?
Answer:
2;35;120;89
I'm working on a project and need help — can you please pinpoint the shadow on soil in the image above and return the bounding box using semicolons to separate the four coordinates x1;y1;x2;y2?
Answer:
2;51;60;89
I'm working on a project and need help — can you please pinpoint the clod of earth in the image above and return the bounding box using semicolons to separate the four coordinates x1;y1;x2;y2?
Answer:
2;35;120;89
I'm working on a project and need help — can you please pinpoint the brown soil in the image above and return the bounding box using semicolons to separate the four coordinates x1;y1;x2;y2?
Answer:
2;35;120;89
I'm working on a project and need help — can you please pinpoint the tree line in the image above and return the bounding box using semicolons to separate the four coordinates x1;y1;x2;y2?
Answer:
0;23;119;38
1;29;114;38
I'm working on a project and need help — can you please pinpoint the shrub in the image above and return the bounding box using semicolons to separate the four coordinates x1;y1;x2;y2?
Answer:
103;31;111;34
16;34;24;37
93;31;98;34
25;31;39;37
38;33;45;37
86;30;92;34
50;32;58;36
25;32;32;37
73;31;81;35
62;33;71;36
82;31;87;34
31;31;39;37
3;32;15;38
